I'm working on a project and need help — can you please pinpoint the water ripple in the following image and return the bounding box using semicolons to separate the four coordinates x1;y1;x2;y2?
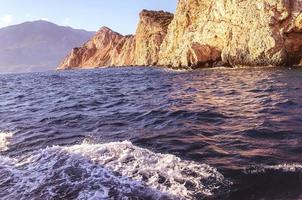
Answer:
0;67;302;199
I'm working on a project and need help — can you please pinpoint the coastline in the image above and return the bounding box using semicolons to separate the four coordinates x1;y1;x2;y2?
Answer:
56;63;297;73
58;1;302;71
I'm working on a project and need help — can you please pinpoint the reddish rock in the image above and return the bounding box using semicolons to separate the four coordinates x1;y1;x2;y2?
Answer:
187;43;221;68
58;10;173;70
59;1;302;70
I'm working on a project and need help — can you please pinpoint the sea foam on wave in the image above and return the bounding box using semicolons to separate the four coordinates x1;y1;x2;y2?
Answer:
0;141;230;200
0;131;13;151
245;163;302;174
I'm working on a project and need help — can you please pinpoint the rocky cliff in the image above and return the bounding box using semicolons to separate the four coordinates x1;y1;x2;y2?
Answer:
58;27;135;69
59;1;302;70
134;10;174;66
58;10;173;69
159;0;302;68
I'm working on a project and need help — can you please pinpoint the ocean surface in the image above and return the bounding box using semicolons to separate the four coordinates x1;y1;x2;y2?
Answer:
0;67;301;200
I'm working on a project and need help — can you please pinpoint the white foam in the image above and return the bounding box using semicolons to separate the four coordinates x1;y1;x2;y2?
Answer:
266;164;302;172
0;147;163;200
65;141;229;198
161;67;191;73
246;163;302;174
0;131;13;151
0;141;229;200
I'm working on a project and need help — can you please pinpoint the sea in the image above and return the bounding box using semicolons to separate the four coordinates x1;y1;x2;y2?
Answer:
0;67;301;200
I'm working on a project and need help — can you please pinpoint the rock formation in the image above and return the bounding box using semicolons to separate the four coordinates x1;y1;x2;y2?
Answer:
59;1;302;70
58;27;135;69
159;0;302;68
134;10;174;66
58;10;173;70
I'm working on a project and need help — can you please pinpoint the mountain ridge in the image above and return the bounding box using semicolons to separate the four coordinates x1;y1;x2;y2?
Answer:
0;20;94;73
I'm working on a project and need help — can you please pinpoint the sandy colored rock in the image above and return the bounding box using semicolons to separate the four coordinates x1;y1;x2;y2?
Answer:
59;1;302;70
58;10;173;70
294;13;302;32
134;10;174;66
159;0;302;67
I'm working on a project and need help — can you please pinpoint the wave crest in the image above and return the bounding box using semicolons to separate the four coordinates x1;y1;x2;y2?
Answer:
0;131;13;151
0;141;230;200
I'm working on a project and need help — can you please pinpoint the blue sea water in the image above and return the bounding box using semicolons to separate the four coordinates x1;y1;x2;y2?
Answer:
0;67;301;200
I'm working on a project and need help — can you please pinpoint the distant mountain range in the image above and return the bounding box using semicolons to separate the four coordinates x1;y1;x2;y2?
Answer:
0;20;94;73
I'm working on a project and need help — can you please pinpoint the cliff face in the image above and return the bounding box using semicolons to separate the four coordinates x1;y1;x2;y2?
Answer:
134;10;174;66
58;27;135;69
59;1;302;70
58;10;173;70
159;0;302;68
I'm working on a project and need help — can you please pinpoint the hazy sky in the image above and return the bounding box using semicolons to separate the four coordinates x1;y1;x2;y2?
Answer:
0;0;177;34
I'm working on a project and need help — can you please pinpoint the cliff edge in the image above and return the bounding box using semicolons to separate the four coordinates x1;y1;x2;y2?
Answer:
59;1;302;70
159;0;302;68
58;10;173;70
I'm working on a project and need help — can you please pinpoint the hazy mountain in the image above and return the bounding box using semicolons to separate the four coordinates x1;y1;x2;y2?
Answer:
0;20;94;73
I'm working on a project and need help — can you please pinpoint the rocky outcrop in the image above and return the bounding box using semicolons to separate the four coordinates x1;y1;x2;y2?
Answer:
58;10;173;70
58;27;135;69
159;0;302;68
134;10;174;66
59;1;302;70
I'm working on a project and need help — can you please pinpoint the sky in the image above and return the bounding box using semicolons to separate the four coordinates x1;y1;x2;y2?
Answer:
0;0;177;34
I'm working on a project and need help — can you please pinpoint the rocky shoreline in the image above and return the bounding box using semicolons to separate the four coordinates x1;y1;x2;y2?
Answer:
58;0;302;70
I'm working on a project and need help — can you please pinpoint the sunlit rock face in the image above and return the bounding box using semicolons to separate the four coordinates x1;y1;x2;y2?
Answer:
58;10;173;70
134;10;174;66
58;27;135;69
59;1;302;70
159;0;302;68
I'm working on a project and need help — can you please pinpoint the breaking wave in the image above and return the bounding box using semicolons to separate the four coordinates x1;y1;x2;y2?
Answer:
0;141;230;200
0;131;13;152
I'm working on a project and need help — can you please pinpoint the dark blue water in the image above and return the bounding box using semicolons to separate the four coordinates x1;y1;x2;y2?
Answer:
0;67;301;200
